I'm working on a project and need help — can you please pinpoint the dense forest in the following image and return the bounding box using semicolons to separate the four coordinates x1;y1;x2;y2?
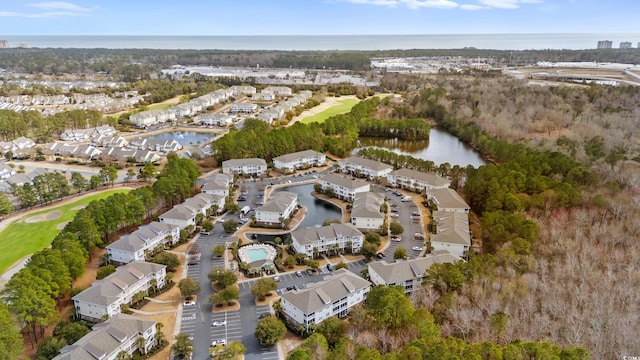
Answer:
374;76;640;359
0;48;638;77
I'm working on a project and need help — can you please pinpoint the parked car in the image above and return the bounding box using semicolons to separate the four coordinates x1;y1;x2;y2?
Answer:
212;320;227;327
391;235;401;242
183;300;195;307
211;338;227;347
273;276;280;282
200;230;211;235
306;269;314;275
414;233;425;240
327;263;334;271
376;253;385;259
295;270;302;277
412;246;423;251
390;213;399;218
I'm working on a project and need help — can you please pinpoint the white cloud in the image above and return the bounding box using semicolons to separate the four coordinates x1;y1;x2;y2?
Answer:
26;2;91;12
343;0;459;9
0;2;91;18
460;4;486;10
476;0;541;9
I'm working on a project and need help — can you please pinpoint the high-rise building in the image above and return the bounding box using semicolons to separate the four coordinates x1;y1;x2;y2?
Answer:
597;40;613;49
0;40;9;48
620;42;632;49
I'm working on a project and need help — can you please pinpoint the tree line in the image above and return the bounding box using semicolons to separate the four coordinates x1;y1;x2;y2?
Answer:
0;109;111;143
0;155;200;357
212;96;431;162
286;286;588;360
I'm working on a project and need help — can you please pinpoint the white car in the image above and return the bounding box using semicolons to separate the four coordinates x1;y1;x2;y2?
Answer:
212;320;227;327
183;301;195;307
211;339;227;347
412;246;423;251
390;213;399;218
391;236;401;242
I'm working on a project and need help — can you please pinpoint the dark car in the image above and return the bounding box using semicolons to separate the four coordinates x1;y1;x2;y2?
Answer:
326;263;334;271
306;269;314;276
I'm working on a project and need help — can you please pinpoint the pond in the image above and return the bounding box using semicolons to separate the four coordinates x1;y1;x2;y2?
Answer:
142;131;215;147
275;184;342;228
250;184;342;242
355;128;486;168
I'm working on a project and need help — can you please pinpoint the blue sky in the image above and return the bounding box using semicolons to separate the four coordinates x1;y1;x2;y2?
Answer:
0;0;637;35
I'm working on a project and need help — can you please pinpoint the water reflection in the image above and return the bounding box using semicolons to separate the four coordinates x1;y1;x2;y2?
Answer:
274;184;341;228
356;128;486;168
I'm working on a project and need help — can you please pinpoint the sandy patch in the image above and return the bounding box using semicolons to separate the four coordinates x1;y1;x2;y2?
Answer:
45;211;61;220
25;215;44;223
56;221;70;230
71;205;87;211
25;211;61;223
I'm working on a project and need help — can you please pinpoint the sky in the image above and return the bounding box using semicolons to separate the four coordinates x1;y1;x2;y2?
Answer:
0;0;637;36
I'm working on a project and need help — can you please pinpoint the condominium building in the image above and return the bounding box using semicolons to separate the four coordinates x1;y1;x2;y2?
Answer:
350;192;385;231
73;261;166;322
386;168;450;193
53;314;157;360
318;174;370;202
201;173;233;197
338;156;393;179
291;223;364;258
427;188;470;213
368;250;463;293
273;149;326;173
281;269;371;331
597;40;613;49
255;191;298;226
221;158;267;176
106;222;180;265
430;211;471;258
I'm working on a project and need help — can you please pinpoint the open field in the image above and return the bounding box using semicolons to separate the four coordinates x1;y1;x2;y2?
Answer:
147;102;172;111
0;188;129;275
299;98;360;124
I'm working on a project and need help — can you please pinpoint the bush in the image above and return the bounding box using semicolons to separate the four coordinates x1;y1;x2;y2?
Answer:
96;265;116;280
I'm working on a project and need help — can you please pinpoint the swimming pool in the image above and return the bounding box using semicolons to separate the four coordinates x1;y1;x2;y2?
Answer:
237;243;277;268
247;248;268;262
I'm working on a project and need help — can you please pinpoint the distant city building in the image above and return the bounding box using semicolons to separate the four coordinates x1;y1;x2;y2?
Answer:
597;40;612;49
0;40;8;48
620;42;632;49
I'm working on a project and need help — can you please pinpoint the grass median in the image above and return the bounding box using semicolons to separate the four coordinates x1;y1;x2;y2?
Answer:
0;189;129;275
300;98;360;124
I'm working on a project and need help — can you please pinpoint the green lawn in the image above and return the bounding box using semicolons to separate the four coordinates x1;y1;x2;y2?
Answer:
0;189;129;275
147;103;172;111
300;98;360;124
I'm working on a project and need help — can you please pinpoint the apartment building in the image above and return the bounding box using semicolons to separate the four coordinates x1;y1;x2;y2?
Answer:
291;223;364;258
318;174;370;202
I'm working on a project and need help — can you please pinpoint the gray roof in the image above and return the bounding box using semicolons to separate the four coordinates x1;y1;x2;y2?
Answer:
54;313;156;360
351;192;385;219
273;149;324;164
222;158;266;168
368;250;463;285
107;222;178;252
431;211;471;246
201;173;232;191
390;168;450;187
319;174;370;191
258;191;297;213
291;223;363;246
281;269;370;314
339;156;393;172
428;188;470;210
160;205;196;221
72;261;165;306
